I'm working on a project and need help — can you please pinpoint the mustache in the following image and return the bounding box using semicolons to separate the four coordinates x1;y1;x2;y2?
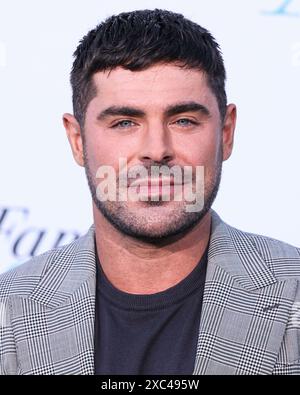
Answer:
116;162;196;187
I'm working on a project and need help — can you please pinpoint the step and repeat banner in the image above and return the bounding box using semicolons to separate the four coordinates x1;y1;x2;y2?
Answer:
0;0;300;274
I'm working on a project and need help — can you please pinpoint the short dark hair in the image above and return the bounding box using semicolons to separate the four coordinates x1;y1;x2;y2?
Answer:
70;9;227;128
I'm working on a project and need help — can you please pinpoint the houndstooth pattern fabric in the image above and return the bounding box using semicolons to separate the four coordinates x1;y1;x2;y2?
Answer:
0;211;299;375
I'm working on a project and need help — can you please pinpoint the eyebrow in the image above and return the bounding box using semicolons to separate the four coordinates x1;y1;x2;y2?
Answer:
96;101;211;121
97;106;146;121
165;101;211;118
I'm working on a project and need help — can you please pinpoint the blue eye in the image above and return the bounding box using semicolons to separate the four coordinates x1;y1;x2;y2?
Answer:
175;119;196;127
112;120;136;128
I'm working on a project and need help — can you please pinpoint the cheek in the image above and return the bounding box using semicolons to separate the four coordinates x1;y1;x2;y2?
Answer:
84;129;134;178
178;131;220;168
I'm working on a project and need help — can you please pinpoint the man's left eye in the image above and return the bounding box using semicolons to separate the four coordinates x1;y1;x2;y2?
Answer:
175;119;197;127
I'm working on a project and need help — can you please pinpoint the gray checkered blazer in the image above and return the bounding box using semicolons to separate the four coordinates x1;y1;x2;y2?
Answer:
1;211;300;375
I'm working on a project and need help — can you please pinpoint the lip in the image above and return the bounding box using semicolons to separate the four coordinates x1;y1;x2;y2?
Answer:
129;177;184;188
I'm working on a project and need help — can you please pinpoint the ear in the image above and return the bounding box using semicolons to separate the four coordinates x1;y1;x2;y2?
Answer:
63;113;84;167
222;104;237;161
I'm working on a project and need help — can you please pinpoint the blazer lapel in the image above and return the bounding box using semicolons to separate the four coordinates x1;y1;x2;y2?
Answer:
193;212;297;375
9;226;97;375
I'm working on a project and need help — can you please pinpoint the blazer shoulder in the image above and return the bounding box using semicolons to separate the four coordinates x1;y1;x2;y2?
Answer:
241;228;299;257
0;227;94;299
229;225;300;279
0;245;65;299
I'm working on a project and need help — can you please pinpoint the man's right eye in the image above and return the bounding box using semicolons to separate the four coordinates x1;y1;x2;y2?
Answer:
111;120;136;129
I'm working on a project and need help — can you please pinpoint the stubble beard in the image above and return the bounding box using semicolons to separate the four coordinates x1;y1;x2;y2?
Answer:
83;147;223;244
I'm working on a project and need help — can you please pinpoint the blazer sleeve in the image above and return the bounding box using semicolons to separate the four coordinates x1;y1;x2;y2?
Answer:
272;281;300;375
0;297;18;375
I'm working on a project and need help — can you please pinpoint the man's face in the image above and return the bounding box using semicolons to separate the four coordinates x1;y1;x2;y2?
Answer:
64;63;236;241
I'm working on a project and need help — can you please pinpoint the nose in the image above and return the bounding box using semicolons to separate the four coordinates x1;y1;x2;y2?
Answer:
138;123;175;165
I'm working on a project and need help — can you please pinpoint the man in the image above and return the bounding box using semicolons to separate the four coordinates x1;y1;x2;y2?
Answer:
1;9;299;376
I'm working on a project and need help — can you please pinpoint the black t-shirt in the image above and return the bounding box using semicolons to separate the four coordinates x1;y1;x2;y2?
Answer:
94;244;208;375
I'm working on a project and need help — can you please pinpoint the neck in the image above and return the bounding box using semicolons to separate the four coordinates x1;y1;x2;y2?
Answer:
93;205;211;295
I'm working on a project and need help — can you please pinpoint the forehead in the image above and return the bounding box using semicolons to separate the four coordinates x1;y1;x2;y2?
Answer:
90;63;218;112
